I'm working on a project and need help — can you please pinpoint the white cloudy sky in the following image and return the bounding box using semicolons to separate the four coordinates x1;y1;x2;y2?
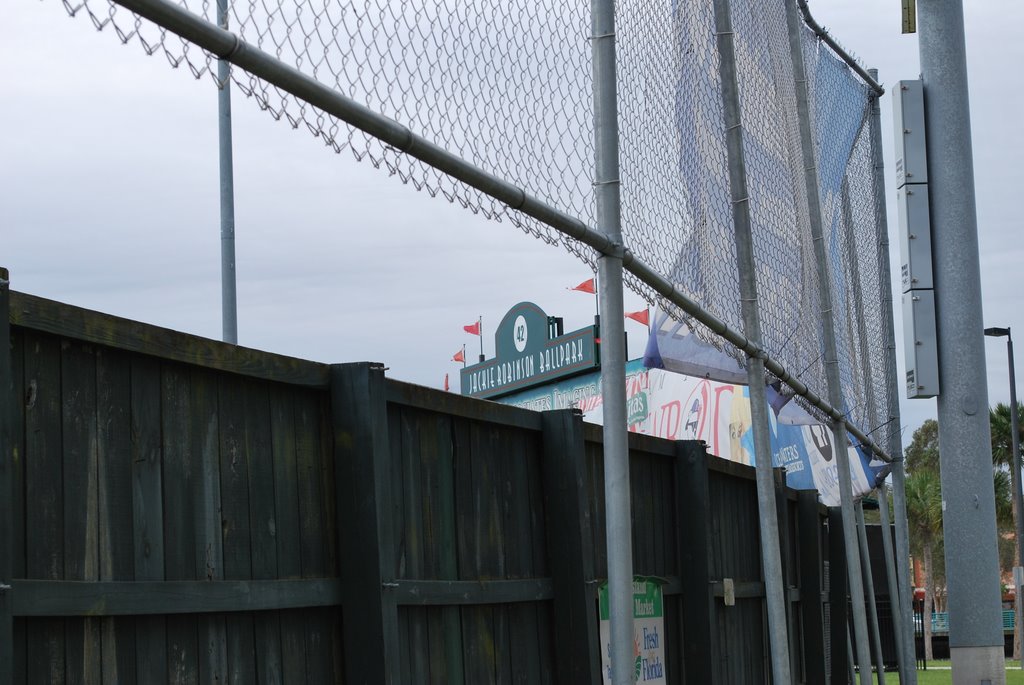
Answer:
2;0;1021;447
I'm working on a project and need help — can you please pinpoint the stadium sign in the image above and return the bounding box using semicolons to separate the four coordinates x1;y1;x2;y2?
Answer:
460;301;599;399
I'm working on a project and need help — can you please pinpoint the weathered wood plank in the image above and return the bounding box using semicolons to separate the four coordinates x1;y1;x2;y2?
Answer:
217;374;257;685
0;268;13;685
162;364;200;685
10;291;329;388
23;331;65;684
131;356;167;683
11;578;344;616
96;347;137;685
675;440;716;685
772;467;798;679
504;427;540;683
242;380;283;684
392;579;554;606
269;388;307;684
188;368;227;685
541;410;600;685
798;490;827;684
332;362;399;684
386;379;542;431
428;411;464;685
398;408;429;683
294;392;333;682
61;340;102;685
828;507;850;685
10;328;27;685
0;269;14;685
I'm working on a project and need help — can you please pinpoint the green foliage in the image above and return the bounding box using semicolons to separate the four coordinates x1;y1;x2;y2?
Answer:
991;402;1024;468
905;418;940;473
904;469;943;549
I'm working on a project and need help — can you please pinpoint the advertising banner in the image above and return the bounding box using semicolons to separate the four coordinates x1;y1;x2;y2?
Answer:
598;578;667;684
501;359;888;505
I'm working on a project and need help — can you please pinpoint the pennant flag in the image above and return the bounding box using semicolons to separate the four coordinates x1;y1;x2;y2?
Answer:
452;348;465;363
463;322;481;336
570;278;596;294
444;373;450;392
624;308;650;326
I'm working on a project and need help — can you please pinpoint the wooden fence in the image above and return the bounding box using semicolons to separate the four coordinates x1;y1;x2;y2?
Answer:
0;268;853;683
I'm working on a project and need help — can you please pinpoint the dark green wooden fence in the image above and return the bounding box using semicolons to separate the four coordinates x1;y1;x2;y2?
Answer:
0;270;850;684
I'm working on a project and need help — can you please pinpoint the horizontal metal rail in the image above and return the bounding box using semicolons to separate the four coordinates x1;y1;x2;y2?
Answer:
111;0;891;463
797;0;884;96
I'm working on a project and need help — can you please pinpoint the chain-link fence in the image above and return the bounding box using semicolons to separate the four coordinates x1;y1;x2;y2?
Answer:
49;0;894;450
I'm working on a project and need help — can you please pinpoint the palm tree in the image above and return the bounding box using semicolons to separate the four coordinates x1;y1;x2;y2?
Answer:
904;468;943;660
990;403;1023;658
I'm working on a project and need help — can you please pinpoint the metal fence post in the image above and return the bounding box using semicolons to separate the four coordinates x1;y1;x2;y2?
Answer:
711;0;792;680
783;1;871;679
867;66;917;685
0;267;12;685
590;0;633;682
217;0;238;344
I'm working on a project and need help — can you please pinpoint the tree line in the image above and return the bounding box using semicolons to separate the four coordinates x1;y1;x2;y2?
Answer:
899;403;1021;660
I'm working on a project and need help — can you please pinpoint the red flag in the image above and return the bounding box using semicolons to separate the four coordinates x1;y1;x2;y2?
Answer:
624;308;650;326
570;278;596;294
452;348;465;363
463;321;481;336
444;373;450;392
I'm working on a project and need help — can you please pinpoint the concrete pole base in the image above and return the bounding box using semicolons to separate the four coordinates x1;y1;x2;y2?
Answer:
950;646;1006;685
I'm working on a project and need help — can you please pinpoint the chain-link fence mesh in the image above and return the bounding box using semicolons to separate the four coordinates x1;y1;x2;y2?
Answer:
48;0;893;444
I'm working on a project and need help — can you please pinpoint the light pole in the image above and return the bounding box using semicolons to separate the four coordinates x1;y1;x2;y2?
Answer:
986;325;1023;663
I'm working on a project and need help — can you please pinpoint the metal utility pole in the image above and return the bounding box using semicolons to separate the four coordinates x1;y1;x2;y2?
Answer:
869;66;917;685
218;0;238;344
985;326;1024;663
713;0;792;680
918;0;1006;680
591;0;633;682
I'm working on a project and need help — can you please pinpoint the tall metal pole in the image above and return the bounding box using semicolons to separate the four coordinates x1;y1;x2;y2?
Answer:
591;0;633;682
713;0;791;680
784;0;871;678
918;1;1006;680
990;326;1024;662
1010;334;1023;665
868;66;917;685
218;0;238;344
856;500;888;684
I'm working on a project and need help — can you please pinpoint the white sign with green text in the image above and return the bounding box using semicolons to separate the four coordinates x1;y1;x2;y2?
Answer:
598;577;667;684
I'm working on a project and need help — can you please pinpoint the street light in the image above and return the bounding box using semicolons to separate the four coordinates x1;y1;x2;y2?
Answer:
985;326;1023;651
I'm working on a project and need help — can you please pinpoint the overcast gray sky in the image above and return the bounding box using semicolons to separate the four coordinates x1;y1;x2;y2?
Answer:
3;0;1020;446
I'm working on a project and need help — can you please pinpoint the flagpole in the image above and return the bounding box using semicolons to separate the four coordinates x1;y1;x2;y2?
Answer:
478;316;484;362
463;344;467;369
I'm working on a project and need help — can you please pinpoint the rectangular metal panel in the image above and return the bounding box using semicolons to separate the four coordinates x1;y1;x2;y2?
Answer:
897;183;934;291
902;290;940;398
893;80;928;188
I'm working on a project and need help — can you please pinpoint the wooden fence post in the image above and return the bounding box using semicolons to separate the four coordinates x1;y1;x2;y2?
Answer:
828;506;850;683
0;267;12;685
798;490;827;684
541;409;601;683
675;440;716;683
331;362;399;684
773;467;799;678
